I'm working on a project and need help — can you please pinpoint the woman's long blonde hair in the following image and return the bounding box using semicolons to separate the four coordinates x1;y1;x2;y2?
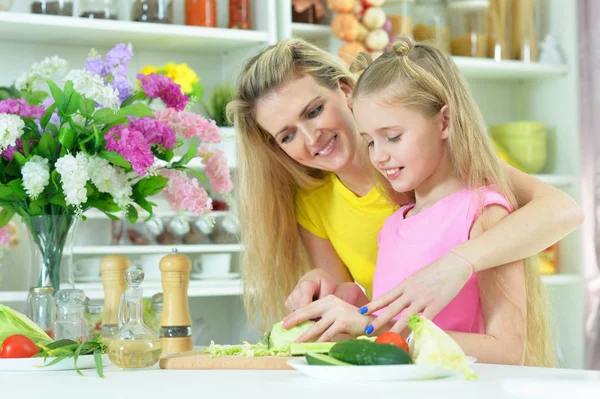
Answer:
350;36;555;367
226;38;357;330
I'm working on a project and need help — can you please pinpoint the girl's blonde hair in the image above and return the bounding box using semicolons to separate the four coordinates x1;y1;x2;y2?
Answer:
226;38;357;330
350;35;555;367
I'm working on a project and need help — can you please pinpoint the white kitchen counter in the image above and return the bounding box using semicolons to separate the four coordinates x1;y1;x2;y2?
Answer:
1;363;600;399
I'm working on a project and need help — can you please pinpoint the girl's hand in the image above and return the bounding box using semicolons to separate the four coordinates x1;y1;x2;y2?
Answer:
360;251;473;334
285;269;338;311
282;295;372;343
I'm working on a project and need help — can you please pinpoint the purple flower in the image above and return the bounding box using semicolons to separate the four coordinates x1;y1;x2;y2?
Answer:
105;44;133;75
105;125;155;176
84;43;134;105
136;73;189;111
111;76;132;103
2;139;24;161
84;56;107;77
129;117;176;150
0;98;45;119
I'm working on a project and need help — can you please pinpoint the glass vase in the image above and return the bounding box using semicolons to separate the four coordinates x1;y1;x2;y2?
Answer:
24;214;79;295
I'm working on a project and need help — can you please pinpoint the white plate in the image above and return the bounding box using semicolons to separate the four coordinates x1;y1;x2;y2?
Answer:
0;354;111;372
286;356;477;381
190;272;240;280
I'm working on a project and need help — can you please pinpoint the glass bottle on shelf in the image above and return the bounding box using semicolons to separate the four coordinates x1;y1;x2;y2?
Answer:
185;0;217;27
412;0;450;53
229;0;251;30
107;266;162;369
80;0;118;20
487;0;511;60
510;0;540;62
27;286;55;339
0;1;11;12
386;0;415;37
448;0;490;58
53;288;89;342
130;0;173;24
31;0;73;16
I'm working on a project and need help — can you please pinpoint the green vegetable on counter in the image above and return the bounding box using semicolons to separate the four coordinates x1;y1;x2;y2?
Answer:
328;339;412;366
408;314;478;380
34;336;107;378
0;305;53;348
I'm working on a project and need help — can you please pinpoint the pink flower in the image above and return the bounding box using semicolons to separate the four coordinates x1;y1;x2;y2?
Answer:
197;144;233;195
105;125;155;176
0;98;45;119
129;117;177;150
153;109;221;143
136;73;189;111
161;169;212;215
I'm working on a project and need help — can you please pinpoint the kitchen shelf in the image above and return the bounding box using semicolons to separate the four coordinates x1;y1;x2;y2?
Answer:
291;23;332;41
532;174;576;187
0;12;270;54
541;274;582;287
453;57;568;80
82;208;230;220
72;244;243;255
0;279;243;302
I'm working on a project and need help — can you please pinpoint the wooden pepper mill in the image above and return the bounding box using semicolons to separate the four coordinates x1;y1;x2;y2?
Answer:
159;249;193;354
100;254;131;339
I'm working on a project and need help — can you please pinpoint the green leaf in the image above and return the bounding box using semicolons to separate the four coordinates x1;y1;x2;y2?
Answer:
28;90;49;106
94;348;105;378
58;126;76;151
172;138;197;168
133;197;154;221
120;90;146;107
120;102;154;118
190;82;204;100
46;80;65;112
126;205;138;224
62;81;81;115
98;150;132;170
8;179;27;200
187;167;208;183
73;343;84;376
13;152;27;167
49;194;67;208
92;108;122;125
93;124;102;150
133;175;169;197
46;123;59;136
39;132;58;160
0;207;15;228
40;103;57;130
79;98;96;118
85;198;121;214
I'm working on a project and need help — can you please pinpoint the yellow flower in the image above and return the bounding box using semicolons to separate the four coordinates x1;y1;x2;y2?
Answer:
140;65;160;76
163;62;199;94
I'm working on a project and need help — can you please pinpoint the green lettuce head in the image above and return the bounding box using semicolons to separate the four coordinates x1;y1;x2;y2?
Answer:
0;304;53;347
268;320;316;352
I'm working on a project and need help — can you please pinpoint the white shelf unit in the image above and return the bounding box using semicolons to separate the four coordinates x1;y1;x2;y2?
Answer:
72;243;243;255
280;0;584;369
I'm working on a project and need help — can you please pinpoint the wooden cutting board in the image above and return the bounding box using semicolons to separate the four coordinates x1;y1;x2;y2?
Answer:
159;350;295;370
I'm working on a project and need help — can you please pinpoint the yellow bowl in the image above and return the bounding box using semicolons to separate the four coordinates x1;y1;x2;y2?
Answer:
490;122;547;174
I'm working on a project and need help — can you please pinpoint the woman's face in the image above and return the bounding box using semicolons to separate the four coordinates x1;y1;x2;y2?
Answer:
254;74;359;172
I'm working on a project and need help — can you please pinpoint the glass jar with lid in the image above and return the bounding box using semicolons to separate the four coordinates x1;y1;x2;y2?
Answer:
53;288;89;342
487;0;511;60
80;0;118;20
448;0;490;58
510;0;541;62
31;0;73;16
86;300;104;340
229;0;251;30
185;0;217;27
27;286;55;339
386;0;415;37
131;0;173;24
412;0;450;53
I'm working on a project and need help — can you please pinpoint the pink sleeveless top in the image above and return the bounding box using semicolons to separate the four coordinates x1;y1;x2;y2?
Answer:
372;187;511;333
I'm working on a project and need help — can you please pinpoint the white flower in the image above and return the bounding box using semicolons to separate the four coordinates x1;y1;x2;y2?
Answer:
21;156;50;200
64;69;120;109
55;153;90;209
87;155;133;210
15;56;67;91
0;113;25;151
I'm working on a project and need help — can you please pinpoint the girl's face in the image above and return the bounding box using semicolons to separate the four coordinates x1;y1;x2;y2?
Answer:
353;96;450;194
254;74;359;172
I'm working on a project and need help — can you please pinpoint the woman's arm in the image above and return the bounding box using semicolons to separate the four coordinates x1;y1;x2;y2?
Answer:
454;164;584;273
448;204;527;365
284;226;356;312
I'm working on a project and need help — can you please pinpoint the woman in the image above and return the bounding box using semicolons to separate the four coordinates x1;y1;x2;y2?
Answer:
226;38;583;332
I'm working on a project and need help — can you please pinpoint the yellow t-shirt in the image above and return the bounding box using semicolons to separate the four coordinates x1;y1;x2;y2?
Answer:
295;173;397;298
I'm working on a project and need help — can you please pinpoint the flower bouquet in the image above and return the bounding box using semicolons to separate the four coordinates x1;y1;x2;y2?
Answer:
0;43;233;292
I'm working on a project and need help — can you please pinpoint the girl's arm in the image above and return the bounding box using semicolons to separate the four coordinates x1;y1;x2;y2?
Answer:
454;164;583;272
285;226;357;312
448;204;527;365
363;165;582;334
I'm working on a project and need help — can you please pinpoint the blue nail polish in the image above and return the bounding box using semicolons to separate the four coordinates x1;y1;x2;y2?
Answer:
359;306;368;315
365;325;374;335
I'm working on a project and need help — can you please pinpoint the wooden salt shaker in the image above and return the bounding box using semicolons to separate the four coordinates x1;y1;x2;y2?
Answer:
159;249;193;354
100;254;131;339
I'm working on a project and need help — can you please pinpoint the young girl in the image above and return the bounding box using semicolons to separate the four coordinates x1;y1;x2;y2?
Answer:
283;35;555;367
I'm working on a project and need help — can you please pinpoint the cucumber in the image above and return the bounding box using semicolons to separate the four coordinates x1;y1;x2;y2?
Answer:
305;353;352;366
329;339;412;366
290;342;336;356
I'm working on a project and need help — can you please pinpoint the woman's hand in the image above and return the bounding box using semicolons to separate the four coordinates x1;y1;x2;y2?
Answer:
282;295;372;342
360;251;473;334
285;269;339;312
